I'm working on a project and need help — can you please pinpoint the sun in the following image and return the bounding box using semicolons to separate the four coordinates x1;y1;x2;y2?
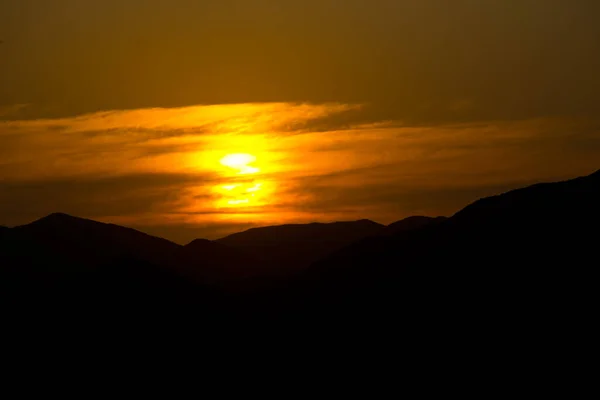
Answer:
215;153;271;208
220;153;260;174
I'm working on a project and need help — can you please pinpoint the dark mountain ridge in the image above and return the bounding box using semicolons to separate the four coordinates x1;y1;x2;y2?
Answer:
382;216;447;235
218;219;383;244
287;169;600;327
10;212;181;268
1;169;598;331
216;219;386;272
177;238;262;286
1;214;404;290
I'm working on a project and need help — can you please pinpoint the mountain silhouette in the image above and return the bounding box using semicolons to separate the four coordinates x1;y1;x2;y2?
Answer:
288;169;600;329
176;238;260;286
382;216;447;235
216;219;385;273
5;212;180;270
1;212;263;286
2;169;599;333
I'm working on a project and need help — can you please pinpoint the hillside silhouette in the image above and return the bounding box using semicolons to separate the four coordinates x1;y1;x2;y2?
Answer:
7;212;180;268
2;169;599;330
216;219;385;273
288;169;600;329
381;216;447;235
177;238;261;286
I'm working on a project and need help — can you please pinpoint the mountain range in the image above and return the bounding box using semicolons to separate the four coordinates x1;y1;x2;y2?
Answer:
1;169;598;331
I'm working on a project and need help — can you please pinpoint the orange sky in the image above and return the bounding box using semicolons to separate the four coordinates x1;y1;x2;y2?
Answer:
1;102;598;243
1;1;599;242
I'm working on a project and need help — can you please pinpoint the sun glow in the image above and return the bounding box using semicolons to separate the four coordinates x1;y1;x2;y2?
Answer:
220;153;260;175
228;199;250;205
215;153;271;208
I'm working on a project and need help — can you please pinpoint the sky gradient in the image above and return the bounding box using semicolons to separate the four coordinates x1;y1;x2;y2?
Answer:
1;0;599;243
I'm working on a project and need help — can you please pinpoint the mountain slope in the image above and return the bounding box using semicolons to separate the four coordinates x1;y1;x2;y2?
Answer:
289;169;600;324
0;213;264;293
217;219;385;272
176;239;260;285
383;216;447;235
0;214;236;320
5;213;181;270
4;169;598;327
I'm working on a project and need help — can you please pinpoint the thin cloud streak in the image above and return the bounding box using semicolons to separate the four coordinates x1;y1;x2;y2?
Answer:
1;102;599;243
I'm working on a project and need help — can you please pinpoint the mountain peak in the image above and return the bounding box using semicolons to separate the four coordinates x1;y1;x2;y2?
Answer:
48;212;71;218
32;212;87;225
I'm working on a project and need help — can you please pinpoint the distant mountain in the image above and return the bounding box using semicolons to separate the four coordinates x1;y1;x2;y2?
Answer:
177;239;260;285
4;169;598;331
383;216;447;235
0;213;269;295
216;219;385;273
6;212;180;270
291;169;600;327
1;212;447;306
0;213;245;320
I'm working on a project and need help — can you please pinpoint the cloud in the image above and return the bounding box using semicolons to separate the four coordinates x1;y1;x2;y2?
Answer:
0;102;360;180
0;102;359;137
1;102;599;242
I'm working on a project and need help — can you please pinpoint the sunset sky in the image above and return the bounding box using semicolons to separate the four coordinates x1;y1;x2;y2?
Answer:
1;0;599;243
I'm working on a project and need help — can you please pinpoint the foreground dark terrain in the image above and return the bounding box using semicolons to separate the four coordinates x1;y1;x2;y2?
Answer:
1;170;598;335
